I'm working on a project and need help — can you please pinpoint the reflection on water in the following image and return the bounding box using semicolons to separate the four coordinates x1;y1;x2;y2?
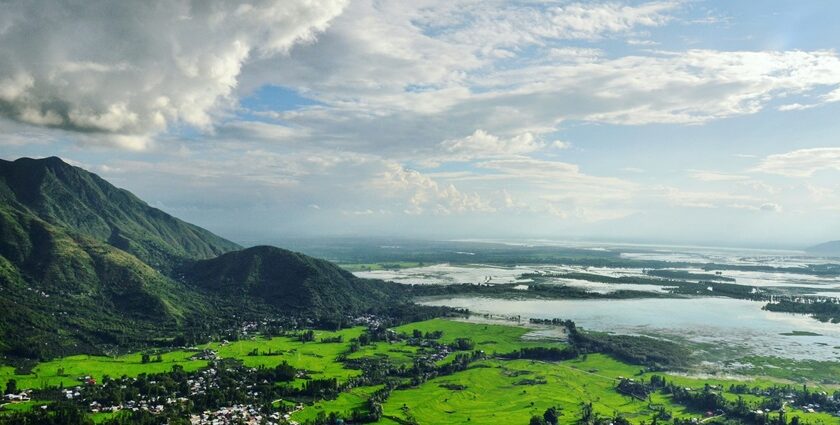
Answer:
418;296;840;361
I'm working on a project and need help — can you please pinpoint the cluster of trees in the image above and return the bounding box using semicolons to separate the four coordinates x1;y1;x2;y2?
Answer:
616;378;651;400
729;383;840;416
408;329;443;340
502;346;578;361
0;402;93;425
764;298;840;323
528;406;561;425
140;353;163;364
300;378;340;398
298;330;316;342
561;320;689;369
577;402;632;425
645;375;813;425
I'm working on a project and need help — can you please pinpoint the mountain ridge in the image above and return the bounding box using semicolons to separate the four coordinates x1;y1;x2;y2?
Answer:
0;156;411;360
0;156;241;272
807;240;840;257
179;245;406;315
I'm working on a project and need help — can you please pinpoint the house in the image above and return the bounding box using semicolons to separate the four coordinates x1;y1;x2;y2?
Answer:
5;392;31;402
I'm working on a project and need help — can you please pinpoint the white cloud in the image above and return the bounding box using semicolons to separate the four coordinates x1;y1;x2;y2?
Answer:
473;49;840;126
551;140;572;150
429;1;679;52
778;103;815;112
439;129;544;161
806;184;836;203
753;148;840;177
375;163;494;215
4;0;840;245
823;87;840;103
759;202;782;213
0;0;347;140
467;158;639;222
8;0;840;155
661;187;759;209
689;170;749;182
249;46;840;161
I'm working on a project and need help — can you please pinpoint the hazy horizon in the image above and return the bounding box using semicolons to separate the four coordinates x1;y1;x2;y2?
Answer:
2;1;840;248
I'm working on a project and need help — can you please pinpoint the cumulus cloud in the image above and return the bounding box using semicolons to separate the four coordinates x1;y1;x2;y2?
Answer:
4;0;840;243
753;148;840;177
375;163;494;215
0;0;347;143
252;48;840;159
439;129;544;161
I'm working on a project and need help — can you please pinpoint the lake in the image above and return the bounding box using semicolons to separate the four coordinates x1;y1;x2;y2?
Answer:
417;296;840;361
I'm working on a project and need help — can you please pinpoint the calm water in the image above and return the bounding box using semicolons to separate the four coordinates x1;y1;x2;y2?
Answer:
357;245;840;361
418;296;840;361
356;262;840;293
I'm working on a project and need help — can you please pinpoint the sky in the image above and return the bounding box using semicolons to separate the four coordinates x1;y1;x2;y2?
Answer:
1;0;840;248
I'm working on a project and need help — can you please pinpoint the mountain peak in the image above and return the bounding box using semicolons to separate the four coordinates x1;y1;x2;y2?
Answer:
0;157;405;359
4;156;73;173
0;156;240;271
180;244;404;314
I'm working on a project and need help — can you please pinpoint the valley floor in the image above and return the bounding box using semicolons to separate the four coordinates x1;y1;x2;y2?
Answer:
2;318;839;424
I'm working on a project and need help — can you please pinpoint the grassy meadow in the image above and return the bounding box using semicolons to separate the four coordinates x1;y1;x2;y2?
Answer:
2;318;838;424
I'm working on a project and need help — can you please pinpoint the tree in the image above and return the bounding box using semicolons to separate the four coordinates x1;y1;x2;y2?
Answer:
543;406;560;425
4;379;16;394
299;330;315;342
529;415;547;425
141;353;151;364
580;402;594;423
612;415;632;425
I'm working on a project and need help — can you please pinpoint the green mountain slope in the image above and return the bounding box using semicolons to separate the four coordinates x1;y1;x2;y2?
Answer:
0;156;410;360
179;245;407;315
0;202;204;359
0;157;240;272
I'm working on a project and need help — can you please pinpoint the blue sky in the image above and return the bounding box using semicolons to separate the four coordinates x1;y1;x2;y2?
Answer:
1;0;840;248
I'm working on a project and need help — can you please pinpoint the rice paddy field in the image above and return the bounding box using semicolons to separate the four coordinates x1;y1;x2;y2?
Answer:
2;318;838;424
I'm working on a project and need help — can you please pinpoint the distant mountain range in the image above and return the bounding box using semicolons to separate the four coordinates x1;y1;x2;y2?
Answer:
0;157;406;360
807;240;840;257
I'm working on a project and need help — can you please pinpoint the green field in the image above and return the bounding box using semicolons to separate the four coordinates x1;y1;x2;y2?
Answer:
382;356;692;424
0;328;368;391
2;319;838;424
292;385;385;422
394;318;565;354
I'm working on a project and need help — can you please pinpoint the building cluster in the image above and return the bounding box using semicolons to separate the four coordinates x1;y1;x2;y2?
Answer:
3;390;31;402
189;404;285;425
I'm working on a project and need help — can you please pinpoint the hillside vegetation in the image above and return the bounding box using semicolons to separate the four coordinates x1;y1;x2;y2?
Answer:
0;157;240;272
179;246;406;315
0;157;410;361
